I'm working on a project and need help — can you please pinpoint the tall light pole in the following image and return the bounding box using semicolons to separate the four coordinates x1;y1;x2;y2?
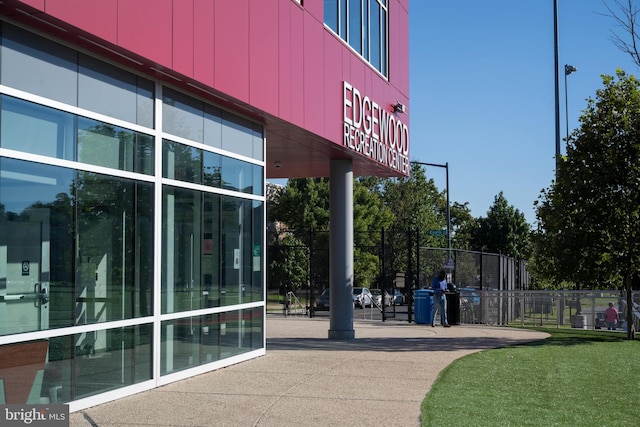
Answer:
554;0;561;179
564;64;577;144
411;161;451;263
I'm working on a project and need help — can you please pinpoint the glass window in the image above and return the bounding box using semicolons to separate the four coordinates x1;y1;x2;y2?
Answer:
324;0;338;32
380;6;388;76
348;0;362;53
252;123;264;161
0;158;75;336
370;3;381;70
204;104;223;149
0;159;154;336
163;139;203;183
78;54;154;128
0;24;78;106
33;325;151;404
203;150;222;187
221;156;253;193
221;112;255;159
162;187;221;314
162;187;263;314
162;87;204;143
161;307;263;375
78;117;154;174
0;95;76;160
1;96;154;173
163;87;263;161
220;197;262;305
163;139;261;195
75;171;154;325
323;0;388;76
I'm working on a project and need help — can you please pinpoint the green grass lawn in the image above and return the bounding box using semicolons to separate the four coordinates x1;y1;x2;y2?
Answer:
422;329;640;426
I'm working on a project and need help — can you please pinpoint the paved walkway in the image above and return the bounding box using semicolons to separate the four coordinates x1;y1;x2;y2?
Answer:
69;316;548;427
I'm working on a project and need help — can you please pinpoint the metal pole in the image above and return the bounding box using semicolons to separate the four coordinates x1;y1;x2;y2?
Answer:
564;69;569;145
554;0;561;179
445;162;451;261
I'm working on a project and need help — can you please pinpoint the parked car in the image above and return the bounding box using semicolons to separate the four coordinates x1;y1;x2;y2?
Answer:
352;287;373;308
392;289;405;305
315;288;330;311
371;289;393;307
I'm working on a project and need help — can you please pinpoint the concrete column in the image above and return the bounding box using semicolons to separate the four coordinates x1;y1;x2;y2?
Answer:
328;159;355;340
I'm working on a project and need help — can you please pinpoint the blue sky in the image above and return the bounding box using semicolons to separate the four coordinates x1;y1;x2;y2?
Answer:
410;0;640;224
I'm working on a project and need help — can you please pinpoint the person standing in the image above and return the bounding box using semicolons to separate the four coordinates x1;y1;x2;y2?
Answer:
431;270;450;327
604;302;619;330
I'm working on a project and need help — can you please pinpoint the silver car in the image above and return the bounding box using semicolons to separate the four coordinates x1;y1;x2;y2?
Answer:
352;287;373;308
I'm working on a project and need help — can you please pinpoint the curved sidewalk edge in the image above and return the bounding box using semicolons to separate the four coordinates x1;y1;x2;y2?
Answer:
70;317;549;427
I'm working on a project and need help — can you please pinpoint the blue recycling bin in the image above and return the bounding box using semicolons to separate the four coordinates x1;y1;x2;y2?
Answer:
414;290;433;324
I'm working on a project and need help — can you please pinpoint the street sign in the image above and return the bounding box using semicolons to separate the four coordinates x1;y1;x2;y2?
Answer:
428;229;446;237
444;258;455;270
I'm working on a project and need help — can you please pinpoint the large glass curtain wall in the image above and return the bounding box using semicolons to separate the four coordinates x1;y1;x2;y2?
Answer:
0;22;265;407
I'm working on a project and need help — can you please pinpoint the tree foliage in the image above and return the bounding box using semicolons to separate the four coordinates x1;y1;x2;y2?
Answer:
533;70;640;338
471;192;531;259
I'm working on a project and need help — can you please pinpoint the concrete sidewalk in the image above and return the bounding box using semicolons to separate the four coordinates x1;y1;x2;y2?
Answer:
69;316;548;427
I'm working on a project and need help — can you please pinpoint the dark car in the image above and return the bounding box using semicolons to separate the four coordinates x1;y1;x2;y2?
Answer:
315;288;330;311
392;289;405;305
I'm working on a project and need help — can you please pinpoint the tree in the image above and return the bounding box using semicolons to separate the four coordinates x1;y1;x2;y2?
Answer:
449;201;477;250
534;70;640;339
603;0;640;67
471;192;531;259
382;163;448;287
268;177;394;289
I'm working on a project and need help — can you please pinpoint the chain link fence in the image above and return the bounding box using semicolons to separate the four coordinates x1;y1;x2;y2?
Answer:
458;289;640;332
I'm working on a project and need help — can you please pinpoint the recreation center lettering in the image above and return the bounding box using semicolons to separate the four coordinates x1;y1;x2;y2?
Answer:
343;81;410;175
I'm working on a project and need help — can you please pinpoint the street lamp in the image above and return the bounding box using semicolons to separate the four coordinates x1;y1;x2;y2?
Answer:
411;161;451;264
564;64;577;144
554;0;561;179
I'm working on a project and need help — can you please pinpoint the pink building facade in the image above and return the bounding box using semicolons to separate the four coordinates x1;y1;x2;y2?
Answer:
0;0;409;411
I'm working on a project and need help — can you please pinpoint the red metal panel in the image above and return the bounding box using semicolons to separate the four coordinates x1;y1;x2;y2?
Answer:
390;0;409;99
44;0;117;43
193;0;215;87
173;0;194;77
117;0;173;68
277;0;292;120
249;0;279;114
288;4;304;127
302;11;324;136
322;31;344;145
214;0;249;103
303;0;322;21
15;0;43;10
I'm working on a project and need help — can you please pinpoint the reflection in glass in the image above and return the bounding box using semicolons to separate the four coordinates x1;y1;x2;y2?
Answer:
78;117;154;174
162;188;263;314
162;140;203;183
162;187;220;314
0;325;151;404
0;23;78;106
78;53;154;128
0;158;154;337
0;95;76;160
161;307;263;375
162;139;261;195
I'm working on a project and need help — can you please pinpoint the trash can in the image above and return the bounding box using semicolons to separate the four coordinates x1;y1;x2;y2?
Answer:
445;291;460;325
414;290;432;324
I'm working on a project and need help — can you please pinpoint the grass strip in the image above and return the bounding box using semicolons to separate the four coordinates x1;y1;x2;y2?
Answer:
422;329;640;426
